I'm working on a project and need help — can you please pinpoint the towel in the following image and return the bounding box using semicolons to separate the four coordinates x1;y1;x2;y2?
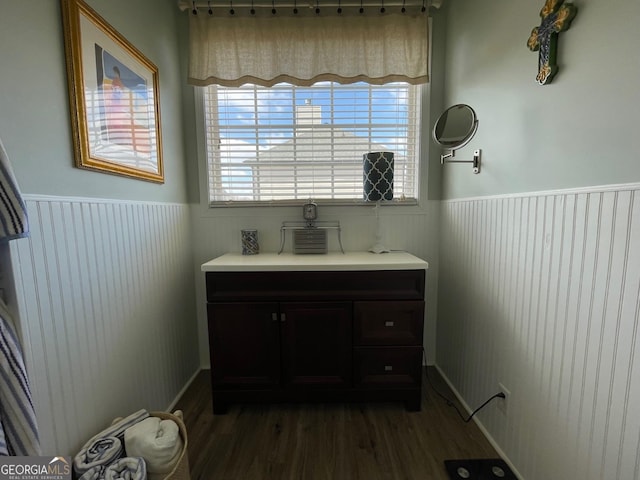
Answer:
0;136;28;243
77;465;103;480
124;417;183;479
74;437;123;477
0;298;41;456
74;409;150;478
0;418;6;455
103;457;147;480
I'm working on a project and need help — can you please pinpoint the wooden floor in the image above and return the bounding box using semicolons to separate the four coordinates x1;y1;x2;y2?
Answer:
173;368;498;480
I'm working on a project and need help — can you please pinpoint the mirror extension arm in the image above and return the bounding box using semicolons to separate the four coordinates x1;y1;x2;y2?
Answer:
441;149;481;174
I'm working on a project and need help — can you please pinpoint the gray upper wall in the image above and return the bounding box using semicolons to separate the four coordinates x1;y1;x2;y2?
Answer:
438;0;640;199
0;0;189;203
4;0;634;204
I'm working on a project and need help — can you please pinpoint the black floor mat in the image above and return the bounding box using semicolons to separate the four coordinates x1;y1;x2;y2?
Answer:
444;458;517;479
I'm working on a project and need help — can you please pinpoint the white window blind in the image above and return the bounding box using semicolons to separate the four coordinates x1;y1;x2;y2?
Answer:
203;82;421;205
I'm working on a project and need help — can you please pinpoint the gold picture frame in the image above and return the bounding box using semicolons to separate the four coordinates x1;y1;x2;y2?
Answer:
61;0;164;183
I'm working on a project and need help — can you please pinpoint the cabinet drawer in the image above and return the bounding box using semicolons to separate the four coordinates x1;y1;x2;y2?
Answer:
354;347;422;388
354;301;424;346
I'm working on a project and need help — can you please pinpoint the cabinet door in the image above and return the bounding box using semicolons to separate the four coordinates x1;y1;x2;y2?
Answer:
208;302;280;389
281;302;352;389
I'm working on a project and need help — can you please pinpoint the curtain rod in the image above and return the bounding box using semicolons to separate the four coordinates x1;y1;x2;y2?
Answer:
178;0;441;12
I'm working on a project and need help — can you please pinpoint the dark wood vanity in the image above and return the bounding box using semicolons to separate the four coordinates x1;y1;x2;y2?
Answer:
202;252;428;413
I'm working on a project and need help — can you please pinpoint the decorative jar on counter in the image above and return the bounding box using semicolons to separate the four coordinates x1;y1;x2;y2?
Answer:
241;229;259;255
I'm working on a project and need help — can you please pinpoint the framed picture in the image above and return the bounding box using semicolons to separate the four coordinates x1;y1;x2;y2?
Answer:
61;0;164;183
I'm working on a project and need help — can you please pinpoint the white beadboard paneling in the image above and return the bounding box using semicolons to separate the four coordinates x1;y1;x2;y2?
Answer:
7;196;199;455
438;185;640;480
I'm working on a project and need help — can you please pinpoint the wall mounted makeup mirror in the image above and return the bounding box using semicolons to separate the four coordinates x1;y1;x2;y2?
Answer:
433;104;481;174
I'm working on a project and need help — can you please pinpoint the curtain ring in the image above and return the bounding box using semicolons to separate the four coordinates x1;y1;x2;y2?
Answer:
315;0;320;14
401;0;406;13
421;0;426;12
359;0;364;13
250;0;255;14
208;1;213;14
229;0;235;15
272;0;276;14
293;0;298;14
191;1;198;15
337;0;342;14
380;0;385;13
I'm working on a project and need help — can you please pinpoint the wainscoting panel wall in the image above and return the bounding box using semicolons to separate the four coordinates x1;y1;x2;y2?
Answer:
438;184;640;480
7;196;199;455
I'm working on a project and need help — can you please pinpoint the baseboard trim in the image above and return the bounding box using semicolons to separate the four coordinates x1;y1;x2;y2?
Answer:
434;364;524;480
166;368;202;412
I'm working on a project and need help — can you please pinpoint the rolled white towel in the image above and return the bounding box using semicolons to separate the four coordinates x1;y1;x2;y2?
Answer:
103;457;147;480
124;417;183;476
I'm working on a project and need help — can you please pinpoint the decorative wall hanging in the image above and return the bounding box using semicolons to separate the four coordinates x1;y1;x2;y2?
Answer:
527;0;577;85
61;0;164;182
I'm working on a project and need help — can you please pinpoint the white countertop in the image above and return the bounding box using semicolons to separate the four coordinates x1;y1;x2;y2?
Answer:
201;251;429;272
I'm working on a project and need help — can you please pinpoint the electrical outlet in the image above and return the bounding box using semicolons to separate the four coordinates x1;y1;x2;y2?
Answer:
498;383;510;415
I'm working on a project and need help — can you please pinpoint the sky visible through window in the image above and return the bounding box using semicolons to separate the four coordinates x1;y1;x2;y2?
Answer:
217;82;408;147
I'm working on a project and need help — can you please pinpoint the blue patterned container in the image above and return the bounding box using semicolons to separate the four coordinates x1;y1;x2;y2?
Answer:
241;229;259;255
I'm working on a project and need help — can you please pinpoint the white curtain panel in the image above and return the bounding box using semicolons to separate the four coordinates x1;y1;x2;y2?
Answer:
188;13;429;87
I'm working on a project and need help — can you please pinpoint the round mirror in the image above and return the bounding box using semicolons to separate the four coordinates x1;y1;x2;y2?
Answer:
432;104;478;150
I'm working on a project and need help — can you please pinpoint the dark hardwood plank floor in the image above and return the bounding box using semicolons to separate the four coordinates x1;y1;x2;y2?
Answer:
173;368;498;480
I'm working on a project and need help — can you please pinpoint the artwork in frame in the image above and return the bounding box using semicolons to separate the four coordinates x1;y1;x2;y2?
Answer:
61;0;164;183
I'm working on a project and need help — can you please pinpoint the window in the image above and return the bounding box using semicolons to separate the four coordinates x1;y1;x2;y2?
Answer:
202;82;421;206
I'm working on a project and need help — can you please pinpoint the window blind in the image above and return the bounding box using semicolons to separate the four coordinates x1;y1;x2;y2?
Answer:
203;82;421;205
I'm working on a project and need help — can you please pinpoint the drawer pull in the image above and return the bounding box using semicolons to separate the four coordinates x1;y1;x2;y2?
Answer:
281;313;286;322
272;313;278;322
384;321;395;327
384;365;393;372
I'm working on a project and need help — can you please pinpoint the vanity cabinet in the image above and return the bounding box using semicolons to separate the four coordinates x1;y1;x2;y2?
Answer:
203;253;428;414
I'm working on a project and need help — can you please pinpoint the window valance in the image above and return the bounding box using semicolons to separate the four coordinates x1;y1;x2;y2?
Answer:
187;13;429;87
